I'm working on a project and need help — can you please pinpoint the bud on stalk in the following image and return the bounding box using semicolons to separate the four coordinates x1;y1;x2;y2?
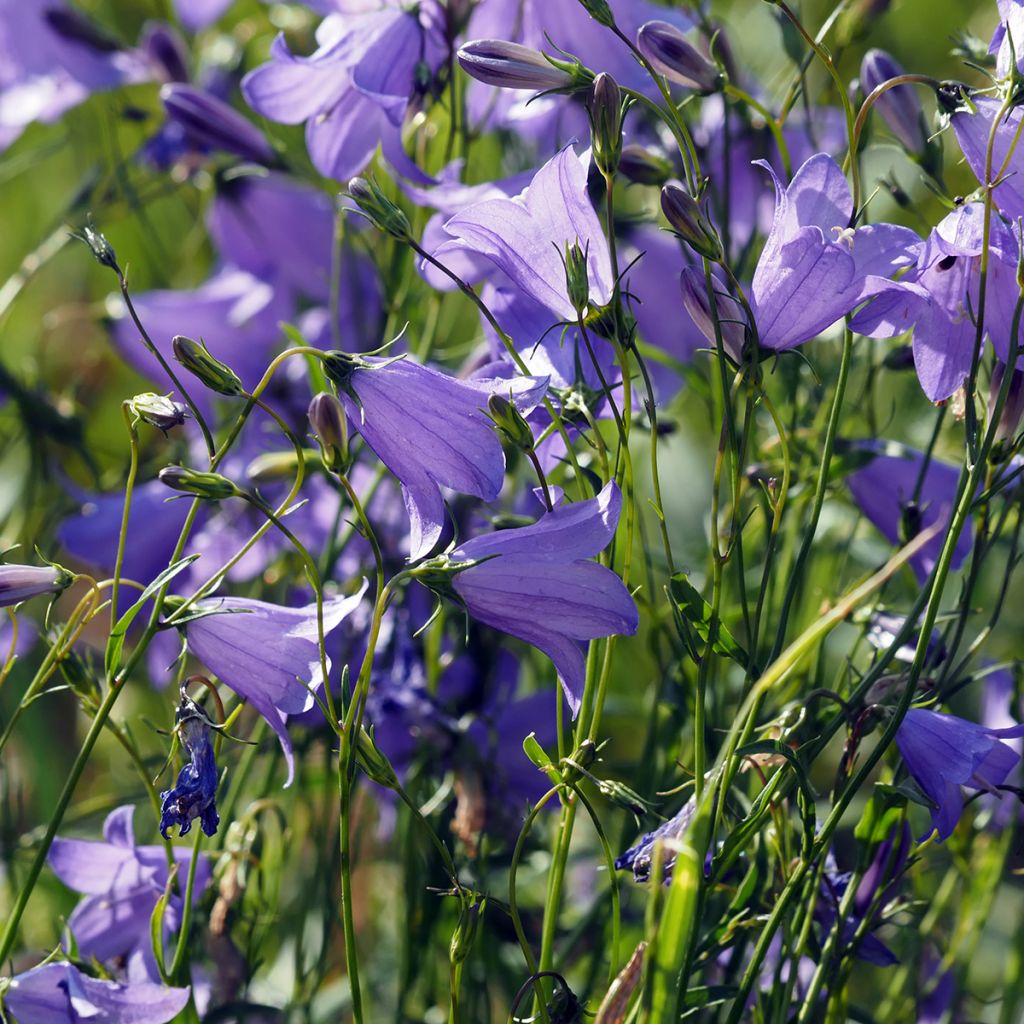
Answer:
619;143;673;185
308;392;351;473
172;335;243;396
487;393;535;452
161;84;275;164
0;563;74;608
347;177;411;241
637;21;722;93
661;184;723;262
679;267;745;362
587;72;623;177
129;392;188;433
158;466;241;500
456;39;576;91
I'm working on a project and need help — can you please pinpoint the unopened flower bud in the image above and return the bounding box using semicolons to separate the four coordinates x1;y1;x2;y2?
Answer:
588;72;623;177
172;335;243;396
988;361;1024;460
578;0;615;28
679;267;745;362
141;22;190;83
245;450;310;485
860;50;937;170
129;392;188;433
637;21;722;93
73;224;118;270
450;897;486;965
308;391;351;473
662;185;723;262
356;726;400;789
347;177;411;240
159;466;241;500
487;393;535;452
457;39;576;91
44;8;119;52
161;84;275;163
563;241;592;315
619;143;673;185
0;563;74;607
882;343;916;370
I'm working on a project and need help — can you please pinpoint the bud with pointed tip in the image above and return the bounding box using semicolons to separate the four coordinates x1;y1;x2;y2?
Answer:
619;144;673;185
578;0;615;28
172;335;243;396
308;392;351;473
161;84;275;164
141;22;190;83
988;361;1024;461
679;267;745;362
73;224;118;270
245;450;311;485
44;8;120;52
661;184;723;262
637;21;722;93
487;393;535;453
347;177;411;240
563;241;592;316
158;466;241;500
0;563;74;607
587;73;623;177
457;39;577;91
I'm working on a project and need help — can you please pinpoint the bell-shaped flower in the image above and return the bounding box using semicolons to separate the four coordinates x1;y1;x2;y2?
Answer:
3;962;190;1024
843;438;972;582
179;586;367;783
952;94;1024;223
432;145;615;321
48;804;211;969
896;707;1024;840
325;352;548;560
750;153;920;350
442;481;638;714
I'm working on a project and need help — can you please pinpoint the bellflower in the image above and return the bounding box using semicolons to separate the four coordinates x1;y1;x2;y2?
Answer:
989;0;1024;77
443;481;638;714
0;562;72;606
844;439;971;582
325;352;548;560
160;83;275;164
895;707;1024;840
615;797;697;883
2;962;190;1024
179;586;366;783
49;804;211;968
860;50;929;156
241;2;445;183
751;153;920;350
160;690;221;838
952;94;1024;224
433;145;615;321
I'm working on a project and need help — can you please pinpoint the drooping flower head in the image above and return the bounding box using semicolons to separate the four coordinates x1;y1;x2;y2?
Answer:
159;688;221;839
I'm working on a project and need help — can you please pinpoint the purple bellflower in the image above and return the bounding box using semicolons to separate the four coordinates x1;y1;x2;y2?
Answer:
175;0;234;33
433;145;615;322
953;95;1024;224
160;82;275;164
442;481;638;714
179;586;366;783
0;562;72;606
615;797;697;883
750;153;919;350
241;2;445;183
48;804;211;970
850;203;1020;402
2;962;190;1024
324;352;548;560
159;689;221;838
844;439;971;583
989;1;1024;77
895;707;1024;841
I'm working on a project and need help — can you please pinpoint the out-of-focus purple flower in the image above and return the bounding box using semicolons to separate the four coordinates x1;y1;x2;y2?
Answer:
750;154;920;350
952;94;1024;223
917;951;956;1024
160;690;221;838
457;39;576;91
175;0;234;33
3;962;190;1024
860;49;928;155
0;562;72;606
160;83;275;163
637;21;721;93
140;22;190;83
895;707;1024;840
433;145;614;321
980;664;1024;829
865;609;946;667
615;797;696;882
49;804;211;968
851;203;1019;402
241;3;445;183
443;482;638;713
324;352;548;560
844;439;971;583
179;586;366;783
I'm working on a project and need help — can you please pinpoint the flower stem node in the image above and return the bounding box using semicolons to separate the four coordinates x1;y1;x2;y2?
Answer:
158;466;242;501
171;335;243;396
347;176;412;240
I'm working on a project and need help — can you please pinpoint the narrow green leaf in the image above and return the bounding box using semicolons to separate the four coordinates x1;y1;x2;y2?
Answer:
669;573;749;667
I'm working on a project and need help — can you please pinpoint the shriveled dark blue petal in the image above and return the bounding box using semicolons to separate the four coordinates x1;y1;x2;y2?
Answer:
159;715;220;839
616;799;697;883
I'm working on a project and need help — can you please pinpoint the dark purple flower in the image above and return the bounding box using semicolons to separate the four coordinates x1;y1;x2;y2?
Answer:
160;83;275;163
0;562;72;606
49;804;211;967
637;21;721;93
615;797;696;882
860;49;928;154
445;481;638;713
159;690;221;838
3;962;190;1024
844;439;971;582
180;587;366;783
324;352;548;560
895;707;1024;840
751;154;920;350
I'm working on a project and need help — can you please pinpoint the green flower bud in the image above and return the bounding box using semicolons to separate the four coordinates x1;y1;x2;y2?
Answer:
563;240;592;316
619;143;674;186
578;0;615;28
450;896;487;966
356;726;400;789
245;450;312;485
347;176;411;240
158;466;241;500
171;335;243;396
487;393;535;452
129;392;188;434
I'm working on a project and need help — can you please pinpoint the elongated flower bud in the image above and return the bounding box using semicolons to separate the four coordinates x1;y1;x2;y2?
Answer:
0;563;73;607
578;0;615;28
44;8;120;52
348;177;411;241
588;73;623;177
161;84;275;164
619;144;673;185
457;39;575;91
141;22;190;83
860;50;929;155
637;21;722;93
487;393;535;452
661;184;723;262
159;466;241;500
679;267;745;362
308;392;351;473
245;450;311;485
172;335;243;396
988;361;1024;461
563;241;592;315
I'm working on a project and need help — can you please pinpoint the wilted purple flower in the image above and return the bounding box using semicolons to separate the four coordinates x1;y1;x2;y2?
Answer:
637;21;721;93
324;352;548;560
844;439;971;582
3;962;190;1024
179;586;366;783
433;145;614;321
443;482;638;713
160;690;221;838
860;49;928;154
751;154;920;350
851;203;1019;402
160;83;274;163
241;3;445;183
49;804;211;968
865;609;946;667
0;562;72;606
896;707;1024;840
615;796;696;882
457;39;575;91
